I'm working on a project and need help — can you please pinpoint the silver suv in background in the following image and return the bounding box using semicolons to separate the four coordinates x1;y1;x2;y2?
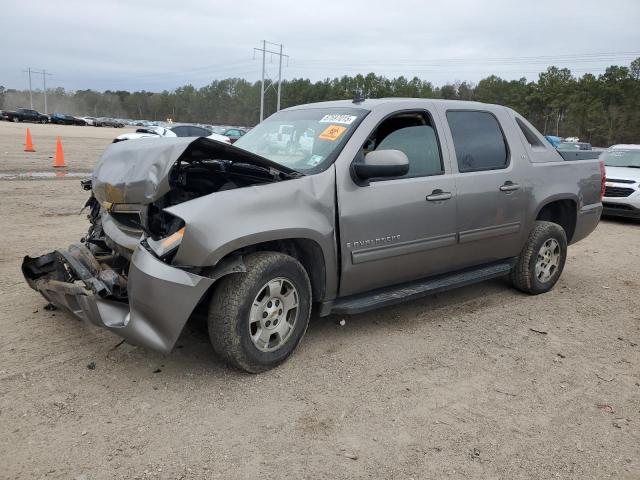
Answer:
601;144;640;219
23;99;604;373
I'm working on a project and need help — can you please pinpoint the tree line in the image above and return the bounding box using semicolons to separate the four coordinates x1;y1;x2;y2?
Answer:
1;57;638;146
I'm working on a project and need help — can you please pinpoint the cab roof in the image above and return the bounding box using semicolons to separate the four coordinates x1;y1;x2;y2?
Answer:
283;97;507;112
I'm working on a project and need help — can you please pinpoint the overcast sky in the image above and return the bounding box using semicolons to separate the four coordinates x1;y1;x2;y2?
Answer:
2;0;639;92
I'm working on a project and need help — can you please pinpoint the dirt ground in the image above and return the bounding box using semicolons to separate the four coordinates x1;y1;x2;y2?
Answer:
0;121;638;480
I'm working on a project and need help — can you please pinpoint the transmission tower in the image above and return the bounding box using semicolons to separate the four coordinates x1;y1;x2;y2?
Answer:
253;41;289;122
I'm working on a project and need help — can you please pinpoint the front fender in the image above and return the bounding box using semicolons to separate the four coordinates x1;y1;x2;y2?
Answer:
167;167;339;299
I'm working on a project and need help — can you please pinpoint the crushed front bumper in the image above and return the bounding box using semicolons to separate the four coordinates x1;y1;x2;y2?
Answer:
23;246;215;352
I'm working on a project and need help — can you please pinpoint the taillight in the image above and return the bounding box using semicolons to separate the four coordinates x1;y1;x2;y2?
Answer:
599;159;606;200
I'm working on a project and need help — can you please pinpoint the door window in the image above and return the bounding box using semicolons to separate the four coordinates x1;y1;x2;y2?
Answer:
363;111;443;179
446;111;508;172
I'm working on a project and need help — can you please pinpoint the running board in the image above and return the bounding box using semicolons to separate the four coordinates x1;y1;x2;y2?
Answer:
326;260;515;316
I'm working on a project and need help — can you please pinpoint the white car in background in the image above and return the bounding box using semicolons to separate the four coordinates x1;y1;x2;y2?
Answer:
601;144;640;219
79;116;96;126
114;124;230;143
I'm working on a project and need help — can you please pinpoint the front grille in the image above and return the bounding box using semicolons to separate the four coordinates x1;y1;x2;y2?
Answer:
603;202;636;211
605;178;635;184
604;186;635;198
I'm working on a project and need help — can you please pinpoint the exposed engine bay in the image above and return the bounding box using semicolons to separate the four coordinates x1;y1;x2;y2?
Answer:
22;137;298;307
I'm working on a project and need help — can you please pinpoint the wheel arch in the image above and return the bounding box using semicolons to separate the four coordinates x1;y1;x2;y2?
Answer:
534;196;578;243
205;236;331;303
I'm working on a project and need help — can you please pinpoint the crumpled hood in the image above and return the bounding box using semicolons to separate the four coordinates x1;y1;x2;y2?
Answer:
92;136;296;205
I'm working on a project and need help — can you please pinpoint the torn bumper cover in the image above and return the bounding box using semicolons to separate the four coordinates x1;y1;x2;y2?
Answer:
22;245;215;352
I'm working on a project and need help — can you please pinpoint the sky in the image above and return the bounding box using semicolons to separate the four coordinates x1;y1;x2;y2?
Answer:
2;0;639;93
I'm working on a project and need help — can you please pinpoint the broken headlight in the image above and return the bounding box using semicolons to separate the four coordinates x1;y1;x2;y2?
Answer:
147;227;185;258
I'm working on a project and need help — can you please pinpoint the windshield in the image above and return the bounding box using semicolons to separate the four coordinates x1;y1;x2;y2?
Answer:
601;149;640;168
234;107;367;172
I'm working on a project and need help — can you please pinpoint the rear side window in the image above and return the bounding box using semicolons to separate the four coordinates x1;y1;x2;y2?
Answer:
516;117;545;148
447;111;508;172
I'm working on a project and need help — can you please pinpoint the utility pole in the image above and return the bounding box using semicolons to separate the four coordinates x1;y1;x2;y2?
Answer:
253;41;289;122
41;70;52;114
23;68;34;109
23;68;52;113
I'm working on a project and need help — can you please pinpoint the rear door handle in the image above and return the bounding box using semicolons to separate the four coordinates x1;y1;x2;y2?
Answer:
426;189;452;201
499;182;520;192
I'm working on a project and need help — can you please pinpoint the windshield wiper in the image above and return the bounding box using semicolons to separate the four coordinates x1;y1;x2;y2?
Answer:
229;161;303;180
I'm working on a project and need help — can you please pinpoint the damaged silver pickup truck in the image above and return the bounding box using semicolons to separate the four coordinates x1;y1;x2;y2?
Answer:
23;99;604;372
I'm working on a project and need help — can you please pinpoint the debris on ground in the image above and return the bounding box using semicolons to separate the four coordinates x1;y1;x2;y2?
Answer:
343;452;358;460
338;319;346;327
43;303;57;311
529;328;548;335
86;361;96;370
153;368;162;374
597;404;615;414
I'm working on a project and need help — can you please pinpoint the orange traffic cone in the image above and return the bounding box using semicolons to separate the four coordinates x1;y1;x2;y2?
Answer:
24;128;35;152
53;136;66;167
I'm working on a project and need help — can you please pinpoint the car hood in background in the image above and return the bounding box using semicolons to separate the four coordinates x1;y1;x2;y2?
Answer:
604;165;640;182
92;136;297;205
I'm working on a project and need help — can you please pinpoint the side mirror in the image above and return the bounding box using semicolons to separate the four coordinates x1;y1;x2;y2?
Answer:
353;149;409;185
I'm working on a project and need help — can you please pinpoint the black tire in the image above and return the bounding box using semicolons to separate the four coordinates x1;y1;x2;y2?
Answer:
12;117;19;123
40;118;47;124
208;252;312;373
510;221;567;294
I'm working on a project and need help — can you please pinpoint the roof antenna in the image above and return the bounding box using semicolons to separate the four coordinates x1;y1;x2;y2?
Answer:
353;88;365;104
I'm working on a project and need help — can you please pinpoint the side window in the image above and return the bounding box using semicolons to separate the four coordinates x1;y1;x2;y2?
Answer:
364;112;443;179
189;126;209;137
447;111;508;172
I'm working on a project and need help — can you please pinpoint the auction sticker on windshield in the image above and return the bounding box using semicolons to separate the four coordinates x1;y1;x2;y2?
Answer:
319;114;357;125
319;125;347;141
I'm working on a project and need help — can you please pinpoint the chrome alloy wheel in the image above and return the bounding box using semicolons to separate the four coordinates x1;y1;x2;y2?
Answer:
535;238;560;283
249;277;299;352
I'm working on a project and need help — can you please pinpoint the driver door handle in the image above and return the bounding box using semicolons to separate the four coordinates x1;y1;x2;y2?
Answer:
426;189;452;201
499;181;520;192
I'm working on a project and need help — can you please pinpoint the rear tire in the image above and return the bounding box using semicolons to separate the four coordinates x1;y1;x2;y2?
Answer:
208;252;312;373
12;117;19;123
510;221;567;294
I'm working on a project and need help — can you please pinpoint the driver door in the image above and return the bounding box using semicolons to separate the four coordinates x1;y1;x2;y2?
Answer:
337;110;458;296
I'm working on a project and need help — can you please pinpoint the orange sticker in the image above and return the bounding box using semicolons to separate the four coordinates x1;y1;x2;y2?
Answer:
319;124;347;141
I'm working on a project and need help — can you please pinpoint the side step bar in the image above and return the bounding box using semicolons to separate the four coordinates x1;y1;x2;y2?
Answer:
324;260;515;316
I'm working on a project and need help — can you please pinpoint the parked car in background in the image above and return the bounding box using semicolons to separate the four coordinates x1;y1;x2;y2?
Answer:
50;113;87;126
23;98;604;373
2;108;49;123
113;124;231;143
95;117;125;128
79;116;96;126
212;127;247;143
601;145;640;219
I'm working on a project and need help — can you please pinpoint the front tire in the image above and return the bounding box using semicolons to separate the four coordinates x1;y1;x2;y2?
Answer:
208;252;312;373
510;221;567;294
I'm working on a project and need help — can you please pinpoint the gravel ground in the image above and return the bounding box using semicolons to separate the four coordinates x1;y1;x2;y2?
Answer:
0;121;638;479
